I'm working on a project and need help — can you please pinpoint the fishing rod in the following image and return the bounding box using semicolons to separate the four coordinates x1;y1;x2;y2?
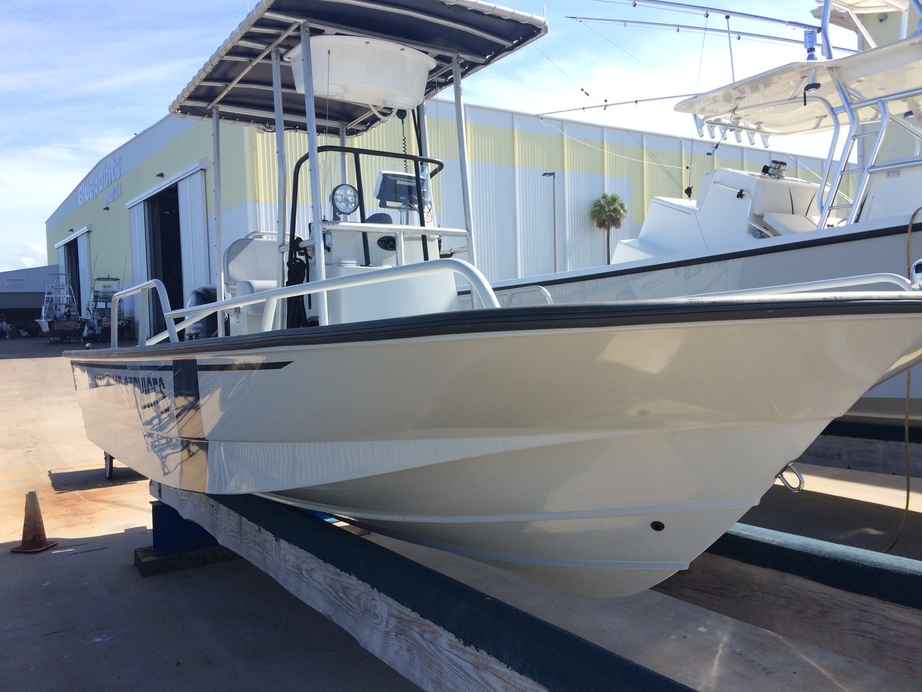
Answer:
568;16;857;54
603;0;820;31
588;0;839;59
536;93;697;118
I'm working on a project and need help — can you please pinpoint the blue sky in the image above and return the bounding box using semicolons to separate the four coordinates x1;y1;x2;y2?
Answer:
0;0;854;272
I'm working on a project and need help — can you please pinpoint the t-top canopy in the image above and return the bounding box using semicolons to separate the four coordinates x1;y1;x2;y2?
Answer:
675;34;922;137
170;0;547;136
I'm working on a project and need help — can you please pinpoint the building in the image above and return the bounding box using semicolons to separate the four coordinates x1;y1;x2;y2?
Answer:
0;265;59;337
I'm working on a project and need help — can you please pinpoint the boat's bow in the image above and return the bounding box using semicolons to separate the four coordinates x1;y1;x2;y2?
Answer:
66;289;922;596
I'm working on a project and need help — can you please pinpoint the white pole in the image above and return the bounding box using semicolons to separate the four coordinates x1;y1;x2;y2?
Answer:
452;56;476;267
212;107;225;322
819;0;834;60
339;125;348;182
299;23;328;325
271;49;287;329
418;101;430;159
725;14;735;82
542;172;558;272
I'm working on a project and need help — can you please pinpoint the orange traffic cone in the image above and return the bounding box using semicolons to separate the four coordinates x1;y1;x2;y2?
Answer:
11;491;57;553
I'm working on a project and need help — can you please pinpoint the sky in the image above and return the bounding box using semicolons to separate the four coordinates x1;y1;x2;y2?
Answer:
0;0;858;272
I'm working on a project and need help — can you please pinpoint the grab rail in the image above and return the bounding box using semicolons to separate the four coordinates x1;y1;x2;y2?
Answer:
700;273;915;297
110;279;179;347
300;221;470;267
111;258;499;347
497;285;554;307
323;222;469;237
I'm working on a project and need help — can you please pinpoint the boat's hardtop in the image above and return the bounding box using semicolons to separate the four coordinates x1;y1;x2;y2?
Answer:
170;0;548;135
675;34;922;136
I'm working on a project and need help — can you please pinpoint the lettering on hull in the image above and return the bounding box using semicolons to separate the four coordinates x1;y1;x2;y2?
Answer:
72;358;290;487
78;360;207;481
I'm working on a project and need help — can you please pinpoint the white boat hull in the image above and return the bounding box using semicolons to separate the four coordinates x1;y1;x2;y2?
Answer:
494;220;922;426
68;296;922;596
497;220;922;304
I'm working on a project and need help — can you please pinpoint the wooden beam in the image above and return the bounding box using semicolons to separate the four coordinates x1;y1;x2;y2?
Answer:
157;484;541;690
154;483;686;692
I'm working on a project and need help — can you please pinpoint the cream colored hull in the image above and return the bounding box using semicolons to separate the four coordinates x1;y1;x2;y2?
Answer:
68;295;922;596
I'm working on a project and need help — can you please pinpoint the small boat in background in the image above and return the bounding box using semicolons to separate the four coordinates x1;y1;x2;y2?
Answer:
83;277;132;343
37;273;84;343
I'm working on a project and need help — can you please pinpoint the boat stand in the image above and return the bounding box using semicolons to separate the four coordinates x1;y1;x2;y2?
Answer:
152;482;685;692
133;500;236;578
152;481;922;688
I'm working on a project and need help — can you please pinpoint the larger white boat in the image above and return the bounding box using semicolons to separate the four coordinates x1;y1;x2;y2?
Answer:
492;1;922;304
489;1;922;424
67;0;922;597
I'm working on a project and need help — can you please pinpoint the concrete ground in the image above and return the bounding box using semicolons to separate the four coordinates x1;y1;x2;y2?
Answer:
0;336;417;691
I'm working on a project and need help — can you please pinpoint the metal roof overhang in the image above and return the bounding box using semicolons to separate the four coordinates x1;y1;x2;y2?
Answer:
170;0;548;137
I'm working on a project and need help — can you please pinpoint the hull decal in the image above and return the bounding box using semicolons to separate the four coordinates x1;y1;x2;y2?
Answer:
136;360;208;487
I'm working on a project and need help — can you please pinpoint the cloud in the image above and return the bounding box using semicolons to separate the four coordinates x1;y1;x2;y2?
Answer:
0;246;47;273
0;130;136;271
0;1;244;272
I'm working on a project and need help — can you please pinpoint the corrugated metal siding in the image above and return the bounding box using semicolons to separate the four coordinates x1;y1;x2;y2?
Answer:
601;129;645;246
465;109;518;278
641;133;688;215
512;114;559;276
561;123;605;269
515;163;555;277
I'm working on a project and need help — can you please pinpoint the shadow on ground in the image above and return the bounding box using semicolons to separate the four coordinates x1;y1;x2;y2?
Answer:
741;485;922;560
0;526;416;691
0;337;78;359
49;466;146;492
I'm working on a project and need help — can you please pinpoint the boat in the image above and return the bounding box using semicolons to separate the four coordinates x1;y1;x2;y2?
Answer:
486;1;922;302
37;273;84;343
83;276;132;343
484;0;922;425
65;0;922;597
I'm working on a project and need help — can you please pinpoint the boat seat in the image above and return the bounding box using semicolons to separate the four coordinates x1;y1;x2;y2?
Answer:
237;280;277;315
224;233;278;335
762;212;818;235
224;233;278;294
859;166;922;222
749;181;799;217
366;212;392;224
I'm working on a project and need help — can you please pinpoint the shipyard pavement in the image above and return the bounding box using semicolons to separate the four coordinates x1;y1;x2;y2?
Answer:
0;336;417;692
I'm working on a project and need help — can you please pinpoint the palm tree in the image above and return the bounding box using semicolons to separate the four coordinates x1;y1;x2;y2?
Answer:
590;192;628;264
